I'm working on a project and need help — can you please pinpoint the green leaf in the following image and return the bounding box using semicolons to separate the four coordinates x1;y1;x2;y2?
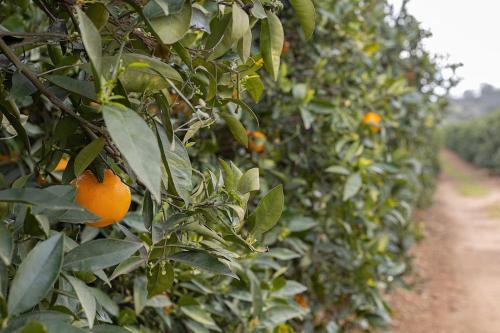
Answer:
325;165;350;175
238;168;260;194
102;105;162;202
90;287;119;316
75;6;102;75
92;325;131;333
287;216;316;232
74;137;105;176
99;54;183;92
247;269;263;317
46;75;97;100
157;130;193;204
147;1;192;45
231;3;249;42
110;256;144;281
204;14;230;50
258;305;305;328
10;71;36;98
249;185;284;236
181;306;218;327
147;261;174;297
289;0;316;39
0;103;30;152
0;222;13;265
133;276;147;314
8;234;63;315
237;28;252;63
63;239;142;272
85;3;109;30
66;275;96;329
273;280;307;297
243;75;263;102
0;311;73;333
20;321;47;333
343;172;362;201
265;248;300;260
220;113;248;148
0;187;84;211
144;0;184;18
168;250;236;278
260;12;284;80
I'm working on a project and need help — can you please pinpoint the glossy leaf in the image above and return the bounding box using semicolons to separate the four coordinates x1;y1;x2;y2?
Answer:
343;172;362;201
75;6;102;75
289;0;316;39
168;250;236;278
66;275;96;329
74;137;105;176
147;261;174;297
46;75;97;100
0;222;13;265
220;113;248;148
260;12;284;80
8;234;63;315
238;168;260;194
147;1;192;45
102;105;162;202
63;239;142;272
249;185;284;236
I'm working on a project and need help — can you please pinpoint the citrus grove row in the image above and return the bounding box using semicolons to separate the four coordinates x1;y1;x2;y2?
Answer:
0;0;454;332
444;111;500;173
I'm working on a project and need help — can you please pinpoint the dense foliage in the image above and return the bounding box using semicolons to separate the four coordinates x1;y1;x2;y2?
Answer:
445;110;500;173
0;0;452;332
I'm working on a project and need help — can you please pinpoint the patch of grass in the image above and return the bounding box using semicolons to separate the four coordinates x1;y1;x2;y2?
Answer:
440;155;489;197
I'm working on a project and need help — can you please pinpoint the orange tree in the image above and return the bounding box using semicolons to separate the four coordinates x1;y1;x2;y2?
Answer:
0;0;317;332
208;0;457;331
0;0;455;332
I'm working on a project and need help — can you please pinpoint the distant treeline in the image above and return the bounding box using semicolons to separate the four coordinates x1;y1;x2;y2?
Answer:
447;84;500;122
445;110;500;172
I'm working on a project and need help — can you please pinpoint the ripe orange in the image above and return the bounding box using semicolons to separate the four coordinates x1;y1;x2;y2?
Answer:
75;169;131;228
0;153;18;163
54;156;69;172
405;71;416;81
362;112;382;133
169;92;190;117
247;130;266;153
282;40;290;55
293;294;309;309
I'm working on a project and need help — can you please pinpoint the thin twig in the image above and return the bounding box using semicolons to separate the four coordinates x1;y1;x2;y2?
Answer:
0;37;101;132
0;31;67;39
0;36;120;158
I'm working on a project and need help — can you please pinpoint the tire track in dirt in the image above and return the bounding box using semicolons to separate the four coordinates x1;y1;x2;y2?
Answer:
390;149;500;333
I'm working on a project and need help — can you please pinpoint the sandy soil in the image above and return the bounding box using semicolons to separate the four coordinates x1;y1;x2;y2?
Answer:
389;149;500;333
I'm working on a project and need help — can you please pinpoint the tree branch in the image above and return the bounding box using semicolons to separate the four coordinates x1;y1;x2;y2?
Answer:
0;36;121;158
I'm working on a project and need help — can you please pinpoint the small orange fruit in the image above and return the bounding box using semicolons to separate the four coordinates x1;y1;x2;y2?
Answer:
75;169;131;228
169;92;190;117
293;294;309;309
37;174;49;185
282;40;290;55
405;71;416;81
247;130;266;153
163;305;174;314
362;112;382;133
54;156;69;172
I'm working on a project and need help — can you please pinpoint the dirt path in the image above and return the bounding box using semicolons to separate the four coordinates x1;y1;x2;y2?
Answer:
390;149;500;333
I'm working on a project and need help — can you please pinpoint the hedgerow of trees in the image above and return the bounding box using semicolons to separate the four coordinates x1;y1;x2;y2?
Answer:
0;0;454;332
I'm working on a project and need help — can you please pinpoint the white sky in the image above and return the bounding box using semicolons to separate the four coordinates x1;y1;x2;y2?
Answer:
388;0;500;97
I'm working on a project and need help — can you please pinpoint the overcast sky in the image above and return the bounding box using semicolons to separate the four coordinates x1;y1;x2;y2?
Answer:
388;0;500;97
